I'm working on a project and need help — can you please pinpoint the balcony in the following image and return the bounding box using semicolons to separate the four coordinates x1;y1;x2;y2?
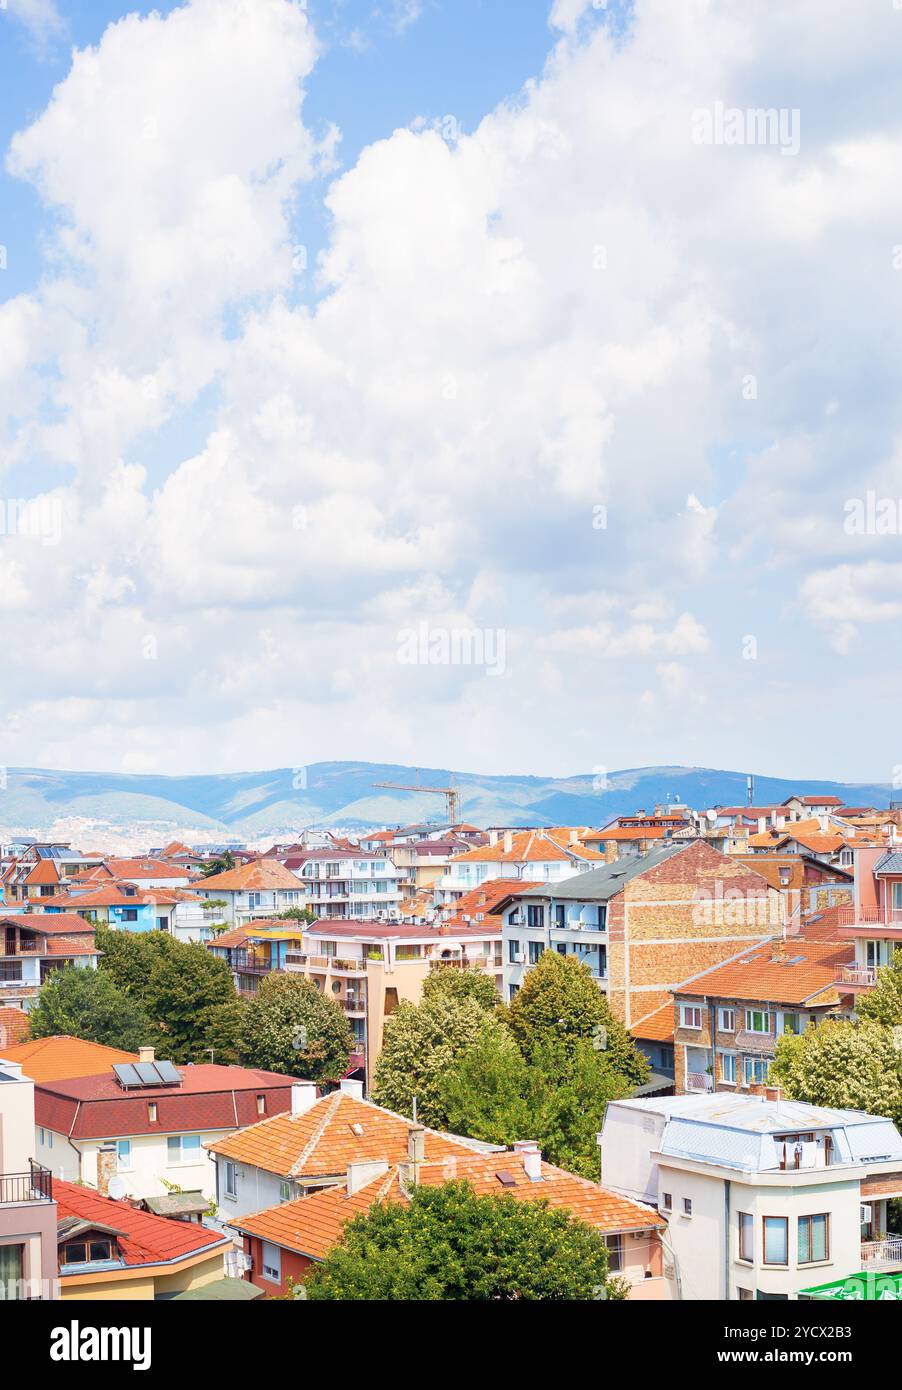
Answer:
341;997;366;1016
861;1237;902;1272
0;1162;53;1205
229;950;275;975
835;965;877;990
838;906;902;928
685;1072;714;1093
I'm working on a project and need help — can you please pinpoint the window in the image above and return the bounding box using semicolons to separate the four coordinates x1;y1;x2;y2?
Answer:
554;905;566;928
116;1140;131;1170
680;1005;702;1029
720;1052;737;1085
224;1162;238;1199
256;1094;266;1116
527;940;543;965
661;1192;672;1211
508;984;519;1000
717;1007;736;1032
763;1216;788;1266
167;1134;202;1164
743;1057;770;1087
508;939;520;963
605;1234;623;1272
683;1198;692;1216
738;1212;754;1262
738;1288;754;1300
261;1241;281;1283
782;1012;801;1036
745;1009;772;1034
147;1102;158;1123
279;1181;293;1203
798;1214;830;1264
526;905;543;929
121;909;138;922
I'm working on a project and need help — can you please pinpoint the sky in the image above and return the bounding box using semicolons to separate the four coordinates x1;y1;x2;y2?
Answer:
0;0;901;784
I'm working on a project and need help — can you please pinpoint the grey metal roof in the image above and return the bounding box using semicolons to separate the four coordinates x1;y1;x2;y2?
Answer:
875;851;902;874
524;842;687;902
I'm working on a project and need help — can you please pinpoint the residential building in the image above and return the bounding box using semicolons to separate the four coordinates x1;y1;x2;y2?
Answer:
206;919;307;997
196;857;307;926
494;840;784;1020
670;937;853;1094
0;1055;57;1301
729;853;852;931
630;1002;676;1092
0;913;99;1009
206;1080;495;1221
230;1134;671;1299
281;848;404;920
1;844;103;906
583;807;693;860
33;1048;303;1203
600;1091;902;1300
434;828;605;906
835;845;902;988
55;1179;230;1300
73;858;198;890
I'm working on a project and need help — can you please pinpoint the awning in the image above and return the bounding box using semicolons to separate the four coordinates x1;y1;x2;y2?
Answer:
799;1270;902;1300
173;1278;263;1301
141;1191;209;1218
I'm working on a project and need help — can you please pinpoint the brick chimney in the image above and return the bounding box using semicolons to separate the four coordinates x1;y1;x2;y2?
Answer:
765;1086;784;1103
770;939;787;963
96;1144;118;1197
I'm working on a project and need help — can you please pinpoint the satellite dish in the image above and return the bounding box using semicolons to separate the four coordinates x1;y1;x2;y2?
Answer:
705;809;717;823
107;1176;128;1201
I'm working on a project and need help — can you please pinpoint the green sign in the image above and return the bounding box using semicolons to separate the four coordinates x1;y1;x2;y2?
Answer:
799;1270;902;1301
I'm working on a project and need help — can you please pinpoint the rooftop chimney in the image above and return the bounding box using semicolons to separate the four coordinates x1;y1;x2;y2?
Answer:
568;829;578;846
819;816;828;832
138;1046;155;1064
503;831;513;854
513;1139;542;1183
770;939;787;963
291;1081;318;1115
346;1159;389;1196
96;1144;117;1197
489;830;498;847
407;1123;425;1176
340;1078;364;1101
757;817;766;835
765;1086;783;1103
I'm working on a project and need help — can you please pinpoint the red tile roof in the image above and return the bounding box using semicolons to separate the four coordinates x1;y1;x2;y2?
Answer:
55;1181;228;1269
1;1036;138;1082
231;1150;663;1259
675;938;852;1006
35;1064;303;1140
442;878;543;924
0;1007;30;1047
200;858;302;891
631;1002;675;1044
449;830;604;864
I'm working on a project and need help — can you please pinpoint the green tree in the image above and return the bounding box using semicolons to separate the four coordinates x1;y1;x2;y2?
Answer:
770;1018;902;1127
275;907;316;924
239;973;353;1082
505;951;648;1086
858;950;902;1027
372;992;510;1128
304;1181;627;1301
422;964;500;1012
196;997;248;1066
202;851;236;878
440;1033;635;1179
28;965;155;1052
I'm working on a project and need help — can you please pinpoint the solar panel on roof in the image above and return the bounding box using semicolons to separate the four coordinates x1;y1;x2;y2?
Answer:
135;1062;162;1085
155;1060;182;1085
113;1063;141;1088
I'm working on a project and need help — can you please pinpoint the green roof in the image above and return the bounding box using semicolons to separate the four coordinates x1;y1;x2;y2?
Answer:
799;1270;902;1300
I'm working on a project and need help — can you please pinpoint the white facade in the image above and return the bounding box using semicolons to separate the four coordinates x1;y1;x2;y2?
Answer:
600;1094;902;1301
290;853;403;920
35;1125;228;1203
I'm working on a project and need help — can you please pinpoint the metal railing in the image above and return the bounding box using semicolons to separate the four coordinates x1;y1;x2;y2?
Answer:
838;906;902;927
861;1237;902;1270
685;1072;714;1093
0;1162;52;1204
835;965;877;988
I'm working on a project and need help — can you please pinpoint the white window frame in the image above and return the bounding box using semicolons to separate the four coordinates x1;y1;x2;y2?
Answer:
261;1241;282;1283
224;1161;238;1199
717;1007;736;1032
720;1051;737;1085
680;1005;702;1030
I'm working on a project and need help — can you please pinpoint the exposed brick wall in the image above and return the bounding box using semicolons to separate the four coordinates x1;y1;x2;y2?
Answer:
610;841;782;1027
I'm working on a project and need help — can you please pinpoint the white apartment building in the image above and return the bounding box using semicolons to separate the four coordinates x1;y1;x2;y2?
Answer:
434;829;602;906
282;849;403;920
600;1091;902;1300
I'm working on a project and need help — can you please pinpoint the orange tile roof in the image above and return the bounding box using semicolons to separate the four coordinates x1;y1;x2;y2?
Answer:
206;1092;493;1179
585;825;670;842
1;1035;139;1082
675;939;853;1006
232;1151;663;1259
23;860;63;886
449;830;603;865
631;1001;675;1044
199;858;302;892
444;878;543;923
55;1180;228;1269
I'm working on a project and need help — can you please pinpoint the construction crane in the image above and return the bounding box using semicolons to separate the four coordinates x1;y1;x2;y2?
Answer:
373;772;460;826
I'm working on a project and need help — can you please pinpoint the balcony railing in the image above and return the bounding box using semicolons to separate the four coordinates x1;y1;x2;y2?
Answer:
0;1162;53;1204
838;906;902;928
685;1072;714;1093
341;997;366;1015
835;965;877;988
861;1237;902;1271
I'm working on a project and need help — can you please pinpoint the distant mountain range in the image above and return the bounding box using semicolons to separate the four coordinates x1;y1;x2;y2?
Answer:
0;763;893;840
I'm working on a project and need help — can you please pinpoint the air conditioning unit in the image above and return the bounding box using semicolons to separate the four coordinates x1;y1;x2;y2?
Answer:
860;1204;872;1224
510;913;525;925
513;949;525;964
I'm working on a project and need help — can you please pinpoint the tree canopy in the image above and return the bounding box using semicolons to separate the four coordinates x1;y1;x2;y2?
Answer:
770;1017;902;1127
303;1180;627;1301
239;972;353;1082
421;963;501;1011
858;950;902;1027
27;965;155;1052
